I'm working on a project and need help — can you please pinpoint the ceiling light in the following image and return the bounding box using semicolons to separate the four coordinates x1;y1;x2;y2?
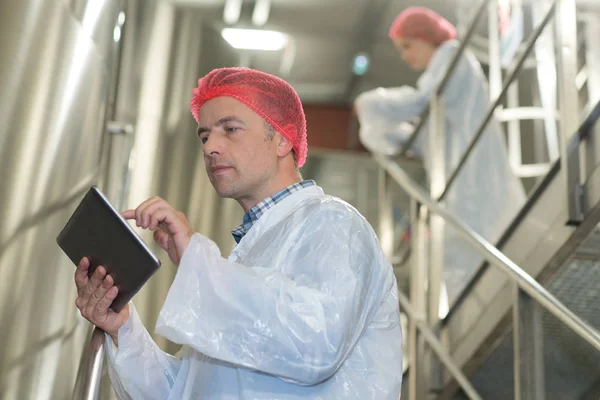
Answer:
221;28;288;51
223;0;242;25
252;0;271;26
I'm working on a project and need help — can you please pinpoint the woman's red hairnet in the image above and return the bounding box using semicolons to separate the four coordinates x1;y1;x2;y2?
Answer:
190;67;308;167
388;7;456;46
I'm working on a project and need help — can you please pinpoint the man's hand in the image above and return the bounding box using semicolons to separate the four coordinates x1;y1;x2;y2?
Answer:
75;257;129;345
122;196;193;266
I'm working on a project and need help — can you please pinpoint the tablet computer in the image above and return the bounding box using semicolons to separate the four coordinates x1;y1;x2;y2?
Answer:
57;186;161;312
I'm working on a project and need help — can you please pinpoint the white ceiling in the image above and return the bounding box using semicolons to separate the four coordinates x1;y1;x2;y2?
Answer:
170;0;600;104
169;0;470;104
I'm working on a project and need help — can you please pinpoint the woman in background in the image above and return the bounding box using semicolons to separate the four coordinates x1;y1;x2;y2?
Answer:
355;7;526;302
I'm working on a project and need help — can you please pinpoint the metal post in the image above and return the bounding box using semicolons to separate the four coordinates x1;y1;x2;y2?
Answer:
409;199;428;400
427;94;445;392
533;0;560;164
586;13;600;105
584;12;600;174
513;285;546;400
488;0;502;101
72;327;106;400
555;0;582;224
398;291;483;400
507;81;523;173
378;167;394;259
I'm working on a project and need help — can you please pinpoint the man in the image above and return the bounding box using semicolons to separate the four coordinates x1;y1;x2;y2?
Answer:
74;67;403;399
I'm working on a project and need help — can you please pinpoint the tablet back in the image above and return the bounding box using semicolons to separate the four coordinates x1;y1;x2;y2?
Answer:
57;186;161;312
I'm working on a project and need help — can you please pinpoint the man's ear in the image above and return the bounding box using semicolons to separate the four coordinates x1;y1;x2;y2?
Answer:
277;134;294;158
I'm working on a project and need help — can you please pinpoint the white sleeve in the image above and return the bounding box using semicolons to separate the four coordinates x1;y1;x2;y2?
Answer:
354;43;457;154
155;208;391;386
104;303;182;400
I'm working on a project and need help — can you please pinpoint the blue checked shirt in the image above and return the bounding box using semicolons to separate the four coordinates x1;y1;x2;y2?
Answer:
231;180;316;244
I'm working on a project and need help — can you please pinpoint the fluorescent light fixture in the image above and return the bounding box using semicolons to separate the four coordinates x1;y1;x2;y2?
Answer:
252;0;271;26
113;26;122;42
221;28;288;51
223;0;242;25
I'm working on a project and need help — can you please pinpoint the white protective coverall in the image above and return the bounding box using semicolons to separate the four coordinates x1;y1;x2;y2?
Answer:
104;185;403;399
355;40;527;301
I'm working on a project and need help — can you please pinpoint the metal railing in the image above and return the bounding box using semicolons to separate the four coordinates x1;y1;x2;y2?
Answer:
378;154;600;352
72;328;107;400
397;288;482;400
372;0;600;398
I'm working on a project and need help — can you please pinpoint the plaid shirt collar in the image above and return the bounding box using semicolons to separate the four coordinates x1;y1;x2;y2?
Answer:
231;180;316;244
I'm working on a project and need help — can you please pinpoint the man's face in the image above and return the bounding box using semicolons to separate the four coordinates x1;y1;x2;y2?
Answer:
196;97;279;200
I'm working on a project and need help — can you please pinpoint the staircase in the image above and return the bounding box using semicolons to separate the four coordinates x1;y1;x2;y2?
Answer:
372;1;600;399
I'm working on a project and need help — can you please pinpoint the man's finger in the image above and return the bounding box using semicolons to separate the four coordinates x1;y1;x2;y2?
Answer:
94;286;119;319
141;198;171;229
121;209;135;220
75;257;90;290
85;275;114;315
153;228;169;249
135;197;163;228
148;207;182;232
146;205;175;230
84;266;106;297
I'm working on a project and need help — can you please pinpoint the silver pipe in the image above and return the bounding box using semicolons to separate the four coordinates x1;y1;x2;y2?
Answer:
375;154;600;353
397;290;483;400
79;328;106;400
439;1;557;200
399;0;492;156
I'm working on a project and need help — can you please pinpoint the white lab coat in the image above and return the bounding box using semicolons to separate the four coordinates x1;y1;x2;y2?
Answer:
355;40;527;301
105;185;403;399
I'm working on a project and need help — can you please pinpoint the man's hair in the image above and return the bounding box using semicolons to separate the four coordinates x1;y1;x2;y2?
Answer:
190;67;308;167
264;121;299;170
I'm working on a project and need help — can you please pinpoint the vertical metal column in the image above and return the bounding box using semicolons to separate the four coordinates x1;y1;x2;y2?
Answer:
513;286;546;400
488;0;502;101
584;11;600;174
378;167;395;259
507;81;523;172
428;94;446;393
585;12;600;105
555;0;582;224
533;0;560;163
409;199;428;400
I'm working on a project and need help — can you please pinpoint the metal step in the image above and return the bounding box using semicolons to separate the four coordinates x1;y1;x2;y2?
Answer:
437;152;600;398
454;256;600;400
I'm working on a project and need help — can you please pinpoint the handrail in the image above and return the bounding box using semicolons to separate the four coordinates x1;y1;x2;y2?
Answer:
578;99;600;141
439;1;557;201
442;98;600;327
439;158;562;328
83;328;106;400
375;153;600;353
73;327;106;400
399;0;491;156
397;291;482;400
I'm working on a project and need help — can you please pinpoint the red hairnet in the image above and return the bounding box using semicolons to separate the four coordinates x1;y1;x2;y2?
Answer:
190;67;308;167
388;7;456;46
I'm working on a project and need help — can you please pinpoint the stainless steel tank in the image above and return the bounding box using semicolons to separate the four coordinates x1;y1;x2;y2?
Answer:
0;0;124;398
